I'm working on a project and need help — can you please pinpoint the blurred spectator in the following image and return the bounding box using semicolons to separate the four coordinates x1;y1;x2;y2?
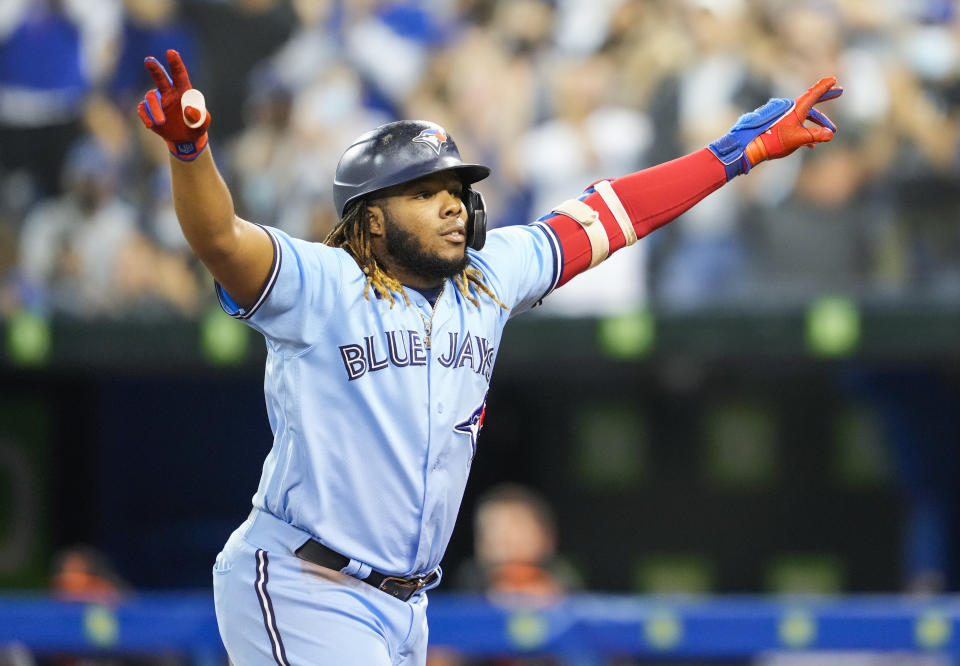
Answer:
49;544;128;603
107;0;198;107
227;70;298;230
42;545;128;666
45;545;188;666
515;52;652;315
180;0;296;140
0;0;120;199
18;138;136;316
343;1;456;114
455;483;581;600
264;0;339;91
17;139;200;318
429;483;585;666
645;0;769;307
229;62;387;239
744;2;886;302
750;136;875;302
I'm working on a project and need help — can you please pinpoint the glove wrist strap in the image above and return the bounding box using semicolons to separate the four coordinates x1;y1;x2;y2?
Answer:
707;134;750;181
167;133;208;161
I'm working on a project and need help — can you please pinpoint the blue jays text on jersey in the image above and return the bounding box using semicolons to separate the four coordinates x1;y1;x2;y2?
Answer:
215;222;561;579
338;330;495;381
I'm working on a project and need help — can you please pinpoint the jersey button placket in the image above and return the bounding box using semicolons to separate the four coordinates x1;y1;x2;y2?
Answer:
414;292;439;571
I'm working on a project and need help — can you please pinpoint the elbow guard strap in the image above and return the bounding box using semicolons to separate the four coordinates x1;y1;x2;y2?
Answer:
542;178;639;286
594;178;637;246
551;198;609;269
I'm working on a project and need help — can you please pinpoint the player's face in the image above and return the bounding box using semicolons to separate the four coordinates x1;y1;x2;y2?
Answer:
368;172;470;287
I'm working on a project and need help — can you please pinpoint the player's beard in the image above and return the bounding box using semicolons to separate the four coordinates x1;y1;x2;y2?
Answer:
383;212;470;280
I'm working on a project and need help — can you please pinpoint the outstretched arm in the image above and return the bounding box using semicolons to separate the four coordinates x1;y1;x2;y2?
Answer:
137;50;274;308
538;78;843;288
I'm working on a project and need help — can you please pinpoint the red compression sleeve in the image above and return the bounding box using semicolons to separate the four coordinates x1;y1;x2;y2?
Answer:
544;148;726;288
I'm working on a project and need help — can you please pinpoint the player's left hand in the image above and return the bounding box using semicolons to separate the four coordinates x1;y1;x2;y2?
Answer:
708;77;843;181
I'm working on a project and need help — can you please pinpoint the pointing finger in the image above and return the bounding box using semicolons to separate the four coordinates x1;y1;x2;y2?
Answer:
817;87;843;103
806;107;837;133
166;49;193;90
144;56;174;92
796;76;838;116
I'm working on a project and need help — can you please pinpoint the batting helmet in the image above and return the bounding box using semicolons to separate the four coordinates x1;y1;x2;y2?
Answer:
333;120;491;250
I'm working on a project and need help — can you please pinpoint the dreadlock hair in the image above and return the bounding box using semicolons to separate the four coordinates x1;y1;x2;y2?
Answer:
324;198;508;310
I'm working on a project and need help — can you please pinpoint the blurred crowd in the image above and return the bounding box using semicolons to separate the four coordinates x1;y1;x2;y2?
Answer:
2;0;960;320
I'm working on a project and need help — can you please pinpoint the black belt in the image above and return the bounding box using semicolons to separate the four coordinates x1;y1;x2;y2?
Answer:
294;539;437;602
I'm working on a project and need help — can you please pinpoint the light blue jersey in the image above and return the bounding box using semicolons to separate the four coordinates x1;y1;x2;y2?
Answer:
216;222;560;578
212;222;560;664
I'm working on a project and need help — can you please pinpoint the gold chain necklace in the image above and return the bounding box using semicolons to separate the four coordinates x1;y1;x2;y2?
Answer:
417;281;446;350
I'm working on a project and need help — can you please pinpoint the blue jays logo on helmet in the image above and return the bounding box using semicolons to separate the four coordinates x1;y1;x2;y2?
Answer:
412;127;448;155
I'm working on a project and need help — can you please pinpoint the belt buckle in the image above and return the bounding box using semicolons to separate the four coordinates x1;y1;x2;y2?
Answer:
378;575;424;601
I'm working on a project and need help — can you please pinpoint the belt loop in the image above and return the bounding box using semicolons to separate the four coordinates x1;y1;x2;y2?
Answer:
340;558;373;580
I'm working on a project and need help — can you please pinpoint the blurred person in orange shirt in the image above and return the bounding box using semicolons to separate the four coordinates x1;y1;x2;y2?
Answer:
456;483;581;603
49;544;128;605
428;484;588;666
46;546;187;666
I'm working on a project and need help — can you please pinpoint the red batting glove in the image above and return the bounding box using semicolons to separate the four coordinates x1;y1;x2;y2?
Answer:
744;76;842;166
137;49;211;161
708;77;842;180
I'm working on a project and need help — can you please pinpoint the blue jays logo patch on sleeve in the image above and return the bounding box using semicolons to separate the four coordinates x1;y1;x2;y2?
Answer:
412;128;447;155
454;393;487;460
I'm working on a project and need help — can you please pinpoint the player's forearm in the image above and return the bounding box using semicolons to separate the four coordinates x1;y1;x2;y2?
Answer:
614;148;727;237
543;149;726;287
169;147;240;261
167;148;275;307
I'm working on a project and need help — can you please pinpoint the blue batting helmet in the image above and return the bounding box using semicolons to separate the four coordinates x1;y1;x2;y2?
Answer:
333;120;491;249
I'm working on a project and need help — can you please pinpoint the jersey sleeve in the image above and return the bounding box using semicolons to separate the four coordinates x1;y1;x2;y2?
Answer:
467;223;562;318
215;226;344;347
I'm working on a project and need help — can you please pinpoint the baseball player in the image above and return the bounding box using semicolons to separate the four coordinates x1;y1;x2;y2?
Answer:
137;50;841;666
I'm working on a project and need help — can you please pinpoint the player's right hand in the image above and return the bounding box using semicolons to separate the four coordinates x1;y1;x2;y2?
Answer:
708;77;842;181
137;49;211;161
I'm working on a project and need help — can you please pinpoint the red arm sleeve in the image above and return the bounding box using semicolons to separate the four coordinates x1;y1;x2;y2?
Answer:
542;148;726;288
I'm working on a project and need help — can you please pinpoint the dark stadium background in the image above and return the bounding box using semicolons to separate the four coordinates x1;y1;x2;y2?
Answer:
4;312;953;594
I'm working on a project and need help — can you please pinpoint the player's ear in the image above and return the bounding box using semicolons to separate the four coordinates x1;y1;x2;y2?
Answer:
367;204;385;237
